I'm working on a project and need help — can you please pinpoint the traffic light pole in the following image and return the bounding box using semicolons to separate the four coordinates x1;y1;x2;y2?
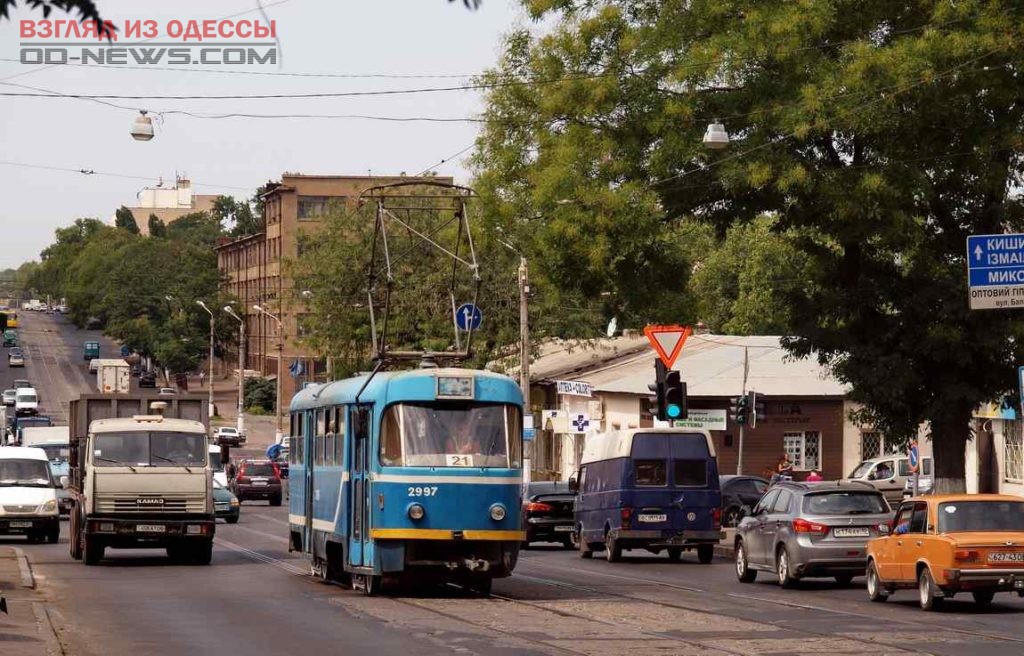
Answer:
736;346;749;476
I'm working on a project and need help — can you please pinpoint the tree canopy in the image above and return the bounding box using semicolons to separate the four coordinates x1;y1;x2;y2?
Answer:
474;0;1024;491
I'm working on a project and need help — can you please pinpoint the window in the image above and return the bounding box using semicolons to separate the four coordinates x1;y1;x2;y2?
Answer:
92;432;206;467
908;502;928;533
938;500;1024;532
297;196;330;219
378;402;521;468
1006;420;1023;483
860;431;882;459
803;492;888;515
635;460;667;486
771;490;793;514
673;459;707;486
754;489;780;515
783;431;821;470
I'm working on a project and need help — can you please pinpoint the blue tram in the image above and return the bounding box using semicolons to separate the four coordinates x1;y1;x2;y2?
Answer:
287;366;524;594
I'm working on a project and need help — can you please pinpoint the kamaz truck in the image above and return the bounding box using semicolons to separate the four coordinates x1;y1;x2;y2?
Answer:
65;394;215;565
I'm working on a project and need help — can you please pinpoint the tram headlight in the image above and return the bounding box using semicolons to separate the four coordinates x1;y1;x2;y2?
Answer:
408;503;425;520
489;504;507;521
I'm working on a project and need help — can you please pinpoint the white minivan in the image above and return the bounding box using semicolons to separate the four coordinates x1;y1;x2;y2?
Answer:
0;447;61;542
15;387;39;416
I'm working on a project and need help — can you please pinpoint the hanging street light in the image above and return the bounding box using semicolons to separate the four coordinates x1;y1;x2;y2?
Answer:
131;110;155;141
703;120;729;149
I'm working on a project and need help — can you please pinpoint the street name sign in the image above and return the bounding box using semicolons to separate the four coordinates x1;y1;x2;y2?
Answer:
671;408;727;431
967;234;1024;309
643;324;692;368
555;379;592;397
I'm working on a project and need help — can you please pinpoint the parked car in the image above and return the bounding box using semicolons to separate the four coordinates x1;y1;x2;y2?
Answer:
720;475;769;527
844;455;933;505
522;481;575;548
230;459;283;506
866;494;1024;610
138;371;156;388
735;481;892;588
157;387;176;396
574;428;723;563
214;426;246;447
212;479;241;524
2;389;15;406
8;348;25;367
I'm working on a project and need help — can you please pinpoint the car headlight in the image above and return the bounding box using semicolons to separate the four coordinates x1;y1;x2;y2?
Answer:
408;503;425;520
230;498;240;507
40;499;57;513
489;504;507;521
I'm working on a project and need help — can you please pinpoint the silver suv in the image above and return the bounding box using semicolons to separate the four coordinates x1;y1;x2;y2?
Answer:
735;481;892;588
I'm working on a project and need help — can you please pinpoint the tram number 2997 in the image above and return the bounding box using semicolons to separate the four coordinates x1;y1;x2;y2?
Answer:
408;486;439;497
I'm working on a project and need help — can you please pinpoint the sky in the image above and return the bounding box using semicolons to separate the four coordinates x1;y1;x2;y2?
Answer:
0;0;527;268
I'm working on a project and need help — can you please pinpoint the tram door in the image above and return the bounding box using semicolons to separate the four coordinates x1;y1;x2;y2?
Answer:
303;409;318;553
348;406;372;568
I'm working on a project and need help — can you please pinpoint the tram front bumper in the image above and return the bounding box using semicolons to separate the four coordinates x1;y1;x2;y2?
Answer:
371;530;524;577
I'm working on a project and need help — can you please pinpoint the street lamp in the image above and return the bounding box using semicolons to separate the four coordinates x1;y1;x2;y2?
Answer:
253;304;284;444
494;230;531;490
223;305;246;436
196;301;215;417
131;110;155;141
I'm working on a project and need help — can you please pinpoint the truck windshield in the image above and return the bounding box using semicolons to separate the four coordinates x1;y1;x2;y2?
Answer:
380;402;521;468
92;431;207;467
0;459;52;486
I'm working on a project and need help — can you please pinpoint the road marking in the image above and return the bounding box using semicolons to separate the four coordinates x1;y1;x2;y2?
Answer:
519;556;705;592
214;536;307;576
223;522;290;544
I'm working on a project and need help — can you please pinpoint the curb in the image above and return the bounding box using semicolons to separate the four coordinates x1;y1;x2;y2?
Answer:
11;546;35;589
32;602;66;656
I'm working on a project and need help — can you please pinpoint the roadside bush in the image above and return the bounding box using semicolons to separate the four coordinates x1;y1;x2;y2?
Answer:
244;377;275;413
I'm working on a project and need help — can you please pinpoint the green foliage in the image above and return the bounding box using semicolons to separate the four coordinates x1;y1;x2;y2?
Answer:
476;0;1024;490
114;206;139;234
244;377;276;413
212;193;265;238
148;215;167;238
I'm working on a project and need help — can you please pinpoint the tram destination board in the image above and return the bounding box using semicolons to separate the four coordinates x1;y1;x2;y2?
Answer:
967;233;1024;310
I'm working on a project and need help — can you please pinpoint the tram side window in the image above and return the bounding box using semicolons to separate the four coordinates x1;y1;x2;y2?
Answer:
329;406;345;466
289;413;305;465
315;409;326;467
380;407;402;466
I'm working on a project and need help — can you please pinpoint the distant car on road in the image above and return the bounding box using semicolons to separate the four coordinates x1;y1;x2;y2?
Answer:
8;347;25;367
15;387;39;416
230;459;282;506
720;475;770;527
212;479;240;524
83;340;100;361
213;426;245;447
2;330;16;347
139;371;156;388
2;389;15;406
735;481;892;588
158;387;176;396
522;481;575;548
12;379;31;390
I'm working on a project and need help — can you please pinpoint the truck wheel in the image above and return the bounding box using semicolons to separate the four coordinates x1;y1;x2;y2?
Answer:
270;494;282;507
83;536;104;566
69;514;82;560
226;515;239;524
191;540;213;565
166;544;187;563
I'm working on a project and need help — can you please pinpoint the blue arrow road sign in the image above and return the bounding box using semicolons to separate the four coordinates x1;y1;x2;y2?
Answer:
455;303;483;331
908;442;919;473
967;234;1024;309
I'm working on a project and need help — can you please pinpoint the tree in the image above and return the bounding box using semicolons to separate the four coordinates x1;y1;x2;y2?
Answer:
148;215;166;238
475;1;1024;492
114;206;139;234
212;195;263;238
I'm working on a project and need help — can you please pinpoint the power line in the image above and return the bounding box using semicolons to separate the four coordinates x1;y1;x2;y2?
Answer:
0;159;253;191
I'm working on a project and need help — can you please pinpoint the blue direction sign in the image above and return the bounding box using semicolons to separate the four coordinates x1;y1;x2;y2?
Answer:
967;234;1024;309
907;441;920;474
455;303;482;331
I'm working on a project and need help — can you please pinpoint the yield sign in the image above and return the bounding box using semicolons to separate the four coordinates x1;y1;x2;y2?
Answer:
643;324;692;368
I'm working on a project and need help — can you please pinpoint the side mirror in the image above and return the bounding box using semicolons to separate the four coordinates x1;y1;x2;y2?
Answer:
878;523;890;536
59;475;69;489
568;476;578;493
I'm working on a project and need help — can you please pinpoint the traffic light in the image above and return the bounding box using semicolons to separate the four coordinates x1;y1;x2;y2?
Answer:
648;361;667;420
664;370;687;420
729;395;748;424
748;390;766;428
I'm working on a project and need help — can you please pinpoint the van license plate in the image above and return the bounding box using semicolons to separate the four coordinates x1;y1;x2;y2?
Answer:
554;525;574;532
988;552;1024;562
9;521;32;528
833;527;870;538
136;524;166;533
638;513;667;523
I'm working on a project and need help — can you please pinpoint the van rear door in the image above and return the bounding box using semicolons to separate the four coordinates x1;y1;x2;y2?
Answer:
629;432;720;533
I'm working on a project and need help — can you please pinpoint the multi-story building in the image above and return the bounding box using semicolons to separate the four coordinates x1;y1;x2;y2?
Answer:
113;176;220;235
216;173;452;402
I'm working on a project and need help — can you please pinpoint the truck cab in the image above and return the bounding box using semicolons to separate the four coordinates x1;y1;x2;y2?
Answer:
83;341;100;361
69;413;215;565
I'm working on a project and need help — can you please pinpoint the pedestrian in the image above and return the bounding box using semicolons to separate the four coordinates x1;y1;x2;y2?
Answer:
805;470;823;482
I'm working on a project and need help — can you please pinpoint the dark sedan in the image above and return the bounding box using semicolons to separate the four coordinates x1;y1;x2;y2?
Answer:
522;481;575;548
720;475;769;527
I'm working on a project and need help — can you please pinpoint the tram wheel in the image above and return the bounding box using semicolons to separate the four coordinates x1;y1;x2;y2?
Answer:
356;573;381;596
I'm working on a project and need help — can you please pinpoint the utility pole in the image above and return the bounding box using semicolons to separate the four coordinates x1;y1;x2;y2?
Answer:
224;306;246;436
518;255;532;488
736;346;749;476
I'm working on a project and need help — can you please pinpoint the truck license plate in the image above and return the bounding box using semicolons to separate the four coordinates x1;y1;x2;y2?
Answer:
136;524;166;533
9;521;33;528
554;525;574;532
988;552;1024;562
638;513;667;523
833;527;870;538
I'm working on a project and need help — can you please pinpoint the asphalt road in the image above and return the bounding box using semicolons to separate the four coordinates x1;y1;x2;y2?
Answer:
4;312;1024;656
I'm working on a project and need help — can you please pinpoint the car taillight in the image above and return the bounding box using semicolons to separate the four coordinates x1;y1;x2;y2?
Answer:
792;518;829;535
712;507;722;529
272;462;282;478
525;502;553;513
620;507;632;529
955;549;979;563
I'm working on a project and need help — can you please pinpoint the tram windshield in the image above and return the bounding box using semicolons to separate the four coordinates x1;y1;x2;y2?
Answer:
380;402;521;468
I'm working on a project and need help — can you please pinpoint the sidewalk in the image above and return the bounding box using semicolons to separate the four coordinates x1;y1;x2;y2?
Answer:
715;527;737;560
0;546;54;656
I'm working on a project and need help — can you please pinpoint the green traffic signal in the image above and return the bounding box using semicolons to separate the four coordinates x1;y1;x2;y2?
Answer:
666;403;681;418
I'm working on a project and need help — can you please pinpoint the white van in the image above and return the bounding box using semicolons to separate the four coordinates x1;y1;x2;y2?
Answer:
15;387;39;416
209;443;228;487
0;446;61;542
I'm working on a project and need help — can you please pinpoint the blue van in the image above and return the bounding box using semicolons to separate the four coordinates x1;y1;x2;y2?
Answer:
572;428;723;563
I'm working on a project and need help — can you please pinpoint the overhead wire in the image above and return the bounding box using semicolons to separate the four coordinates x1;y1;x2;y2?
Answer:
0;159;253;191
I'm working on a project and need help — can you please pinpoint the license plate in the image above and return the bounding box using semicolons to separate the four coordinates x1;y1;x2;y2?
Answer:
136;524;166;533
554;525;574;532
252;480;268;486
988;552;1024;562
833;527;870;538
9;521;32;528
638;513;667;523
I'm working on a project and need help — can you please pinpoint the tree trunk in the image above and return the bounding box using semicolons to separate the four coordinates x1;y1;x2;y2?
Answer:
928;405;973;495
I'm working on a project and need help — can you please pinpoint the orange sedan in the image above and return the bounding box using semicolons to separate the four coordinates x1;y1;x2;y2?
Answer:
865;494;1024;610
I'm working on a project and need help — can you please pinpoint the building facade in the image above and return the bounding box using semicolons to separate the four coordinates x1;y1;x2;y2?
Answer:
217;173;452;402
114;176;220;235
